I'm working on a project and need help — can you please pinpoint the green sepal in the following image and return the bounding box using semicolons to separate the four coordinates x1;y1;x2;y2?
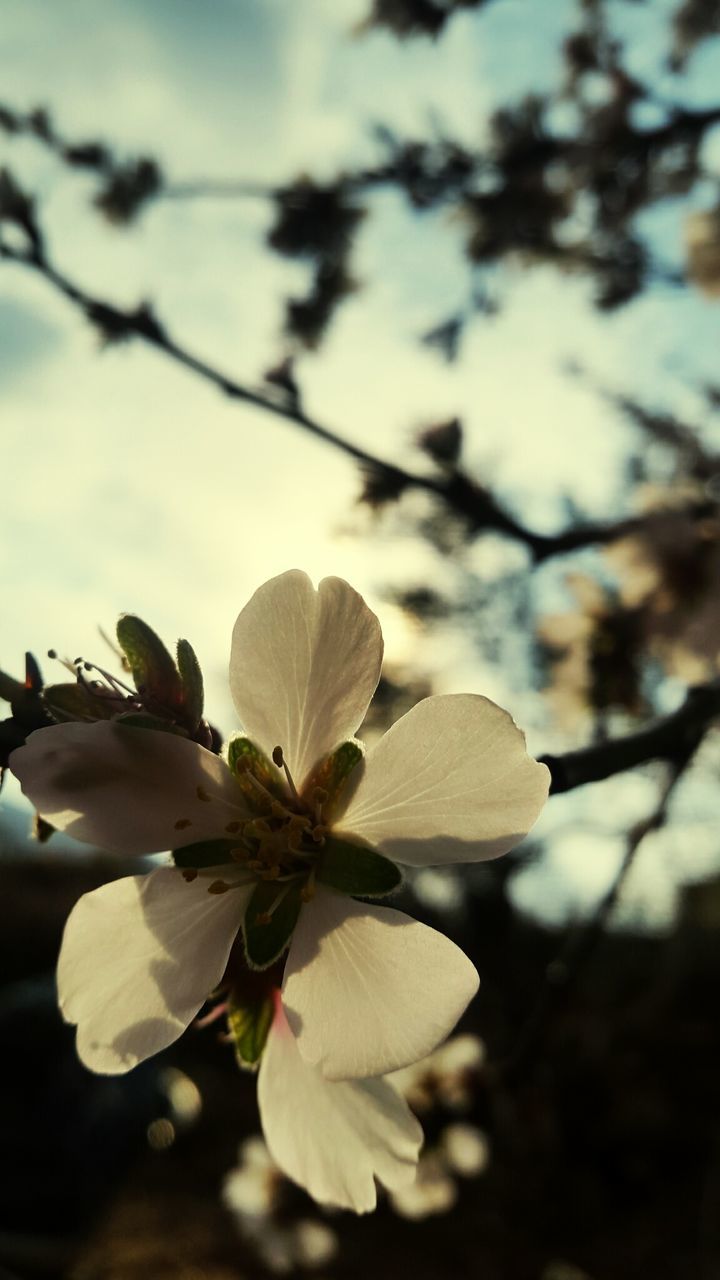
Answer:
116;614;183;709
305;740;363;817
228;736;284;807
317;835;401;898
0;670;25;704
114;711;187;735
42;682;117;723
227;992;274;1069
176;638;204;729
172;839;241;870
242;879;303;970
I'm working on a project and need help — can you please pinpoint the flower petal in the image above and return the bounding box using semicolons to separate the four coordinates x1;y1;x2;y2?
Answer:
229;571;383;788
281;887;479;1080
258;1002;422;1212
339;693;549;866
58;866;252;1073
10;722;248;854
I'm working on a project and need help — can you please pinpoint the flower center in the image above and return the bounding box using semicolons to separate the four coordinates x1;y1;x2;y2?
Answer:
228;743;328;882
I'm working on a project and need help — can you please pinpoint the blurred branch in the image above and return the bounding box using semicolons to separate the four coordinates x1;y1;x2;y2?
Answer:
2;219;715;562
496;745;695;1081
541;677;720;793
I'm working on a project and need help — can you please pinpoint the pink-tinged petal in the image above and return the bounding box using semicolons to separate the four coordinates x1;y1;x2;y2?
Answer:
229;571;383;789
258;1002;422;1212
282;887;478;1081
10;722;248;854
58;866;252;1074
339;693;550;866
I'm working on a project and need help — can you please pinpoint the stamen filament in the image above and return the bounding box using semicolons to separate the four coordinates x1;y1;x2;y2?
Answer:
301;869;316;903
272;744;301;805
256;875;306;924
194;1001;229;1029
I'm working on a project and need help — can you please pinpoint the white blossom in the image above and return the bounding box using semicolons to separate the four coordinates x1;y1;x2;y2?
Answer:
11;570;549;1208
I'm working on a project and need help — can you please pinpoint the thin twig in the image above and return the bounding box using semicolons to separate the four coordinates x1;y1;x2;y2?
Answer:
2;234;714;561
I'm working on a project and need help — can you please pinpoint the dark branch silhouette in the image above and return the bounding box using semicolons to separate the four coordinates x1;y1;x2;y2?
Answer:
1;222;714;564
541;678;720;793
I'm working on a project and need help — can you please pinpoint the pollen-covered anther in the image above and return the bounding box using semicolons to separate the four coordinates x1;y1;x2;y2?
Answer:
225;820;243;834
208;879;232;894
286;814;311;851
247;817;272;839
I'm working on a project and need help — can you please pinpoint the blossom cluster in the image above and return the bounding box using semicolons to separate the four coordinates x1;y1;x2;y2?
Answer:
10;571;549;1212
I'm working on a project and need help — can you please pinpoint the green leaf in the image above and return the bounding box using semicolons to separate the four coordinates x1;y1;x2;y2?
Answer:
227;992;274;1068
317;835;401;898
243;879;303;970
172;839;241;870
176;638;204;729
43;682;117;723
116;614;183;709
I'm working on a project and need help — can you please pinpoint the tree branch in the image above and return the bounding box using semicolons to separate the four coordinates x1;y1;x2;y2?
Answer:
494;736;700;1081
540;678;720;794
1;229;714;561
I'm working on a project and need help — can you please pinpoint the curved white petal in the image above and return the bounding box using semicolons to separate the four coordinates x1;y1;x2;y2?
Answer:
229;571;383;789
10;722;248;854
58;866;252;1073
258;1003;422;1212
339;693;550;866
282;887;479;1081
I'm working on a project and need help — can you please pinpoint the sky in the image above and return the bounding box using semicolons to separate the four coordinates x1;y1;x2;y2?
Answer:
2;0;720;927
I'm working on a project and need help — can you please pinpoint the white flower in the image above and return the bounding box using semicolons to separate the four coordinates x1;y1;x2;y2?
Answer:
11;569;548;1091
257;996;422;1213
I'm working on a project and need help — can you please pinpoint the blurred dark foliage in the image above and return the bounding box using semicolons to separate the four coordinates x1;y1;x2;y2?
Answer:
670;0;720;69
358;0;490;39
0;105;161;225
267;179;365;346
3;0;718;347
417;417;463;467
